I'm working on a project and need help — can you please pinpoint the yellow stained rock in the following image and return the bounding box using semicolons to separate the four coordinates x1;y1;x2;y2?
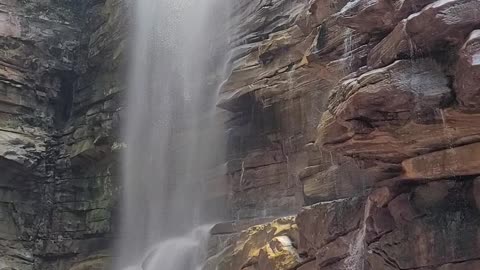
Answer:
219;216;303;270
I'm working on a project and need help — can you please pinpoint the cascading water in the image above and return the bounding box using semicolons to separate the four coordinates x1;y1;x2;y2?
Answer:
116;0;231;269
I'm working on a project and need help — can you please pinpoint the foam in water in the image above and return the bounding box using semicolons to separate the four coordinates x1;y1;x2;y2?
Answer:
116;0;231;269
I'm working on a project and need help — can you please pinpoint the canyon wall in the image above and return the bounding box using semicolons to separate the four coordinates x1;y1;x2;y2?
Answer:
1;0;480;270
212;0;480;269
0;0;125;269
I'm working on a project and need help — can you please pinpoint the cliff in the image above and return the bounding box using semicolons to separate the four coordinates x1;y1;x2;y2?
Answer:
1;0;480;270
212;0;480;269
0;0;125;269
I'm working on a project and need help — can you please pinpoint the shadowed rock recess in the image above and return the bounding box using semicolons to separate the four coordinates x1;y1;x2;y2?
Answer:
1;0;480;269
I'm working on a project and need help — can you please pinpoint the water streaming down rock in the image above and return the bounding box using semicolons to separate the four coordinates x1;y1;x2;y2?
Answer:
345;198;372;270
116;0;231;269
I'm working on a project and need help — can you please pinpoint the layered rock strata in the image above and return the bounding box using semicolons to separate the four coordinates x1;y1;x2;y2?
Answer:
0;0;126;269
215;0;480;269
2;0;480;269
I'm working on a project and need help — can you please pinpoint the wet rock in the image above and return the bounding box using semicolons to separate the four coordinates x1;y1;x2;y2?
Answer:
69;256;111;270
402;142;480;180
413;180;453;209
257;235;304;270
367;206;396;238
387;193;418;224
328;59;451;126
301;159;373;203
215;217;301;270
368;0;480;68
369;207;480;269
337;0;435;33
318;59;453;165
296;197;364;257
370;187;395;208
455;30;480;110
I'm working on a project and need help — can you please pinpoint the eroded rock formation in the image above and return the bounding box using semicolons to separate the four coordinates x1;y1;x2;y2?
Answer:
0;0;126;269
2;0;480;269
212;0;480;269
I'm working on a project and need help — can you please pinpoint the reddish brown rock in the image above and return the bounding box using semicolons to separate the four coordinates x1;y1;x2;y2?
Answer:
318;59;457;166
455;30;480;110
413;180;453;209
368;206;396;237
314;231;355;267
328;59;451;126
296;197;364;257
402;142;480;180
368;210;480;269
301;160;374;203
369;187;395;207
368;0;480;68
337;0;434;33
387;193;418;224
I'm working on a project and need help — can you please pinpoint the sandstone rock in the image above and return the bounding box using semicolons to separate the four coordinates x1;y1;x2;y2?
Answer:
314;231;356;267
337;0;434;33
257;235;304;270
328;59;451;126
402;142;480;180
368;207;480;269
413;180;453;209
318;59;456;166
296;197;364;257
216;217;301;270
369;187;395;207
301;160;373;203
455;30;480;110
387;193;418;224
368;0;480;68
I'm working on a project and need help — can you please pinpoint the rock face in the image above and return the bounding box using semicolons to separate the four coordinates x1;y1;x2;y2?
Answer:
210;0;480;269
3;0;480;269
0;0;126;269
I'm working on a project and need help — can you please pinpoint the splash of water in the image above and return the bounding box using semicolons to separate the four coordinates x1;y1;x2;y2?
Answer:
116;0;231;269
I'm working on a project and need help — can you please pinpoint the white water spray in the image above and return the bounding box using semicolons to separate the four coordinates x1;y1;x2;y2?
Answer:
116;0;231;269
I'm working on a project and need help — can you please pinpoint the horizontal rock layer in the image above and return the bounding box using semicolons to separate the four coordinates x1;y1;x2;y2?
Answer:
217;0;480;269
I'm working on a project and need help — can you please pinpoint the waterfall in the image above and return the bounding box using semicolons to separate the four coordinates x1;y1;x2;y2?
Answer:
116;0;231;269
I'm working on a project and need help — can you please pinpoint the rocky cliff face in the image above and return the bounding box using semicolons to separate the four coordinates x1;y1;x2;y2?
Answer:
213;0;480;269
0;0;125;269
1;0;480;270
